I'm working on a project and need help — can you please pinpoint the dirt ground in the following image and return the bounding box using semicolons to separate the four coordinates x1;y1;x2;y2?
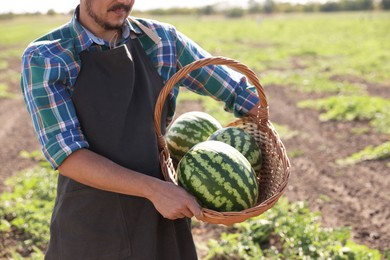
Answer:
0;64;389;255
0;66;41;193
265;84;390;253
189;83;390;256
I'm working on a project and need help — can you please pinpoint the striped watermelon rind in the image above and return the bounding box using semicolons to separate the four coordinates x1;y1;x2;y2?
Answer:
166;111;222;163
208;127;262;172
177;140;259;212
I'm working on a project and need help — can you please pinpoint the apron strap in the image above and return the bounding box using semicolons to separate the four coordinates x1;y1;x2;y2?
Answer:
128;17;161;45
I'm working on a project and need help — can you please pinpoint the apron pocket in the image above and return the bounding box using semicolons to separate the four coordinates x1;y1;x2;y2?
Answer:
54;188;131;259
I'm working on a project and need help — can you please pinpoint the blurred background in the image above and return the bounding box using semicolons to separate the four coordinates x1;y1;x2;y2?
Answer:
0;0;389;259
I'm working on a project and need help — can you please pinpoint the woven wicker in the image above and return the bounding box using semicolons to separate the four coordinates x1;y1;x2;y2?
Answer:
154;56;291;225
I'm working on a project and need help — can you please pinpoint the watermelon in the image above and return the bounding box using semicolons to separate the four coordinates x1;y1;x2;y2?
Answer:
177;140;259;212
166;111;222;163
208;127;262;172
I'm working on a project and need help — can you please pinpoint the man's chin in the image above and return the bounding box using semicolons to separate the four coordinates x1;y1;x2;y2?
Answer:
103;20;126;30
104;16;128;28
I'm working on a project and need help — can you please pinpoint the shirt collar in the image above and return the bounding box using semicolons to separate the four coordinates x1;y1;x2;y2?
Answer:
70;5;142;54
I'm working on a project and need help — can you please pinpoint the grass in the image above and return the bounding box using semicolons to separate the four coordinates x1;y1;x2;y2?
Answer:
0;167;56;257
205;198;382;260
263;70;365;94
337;141;390;166
176;88;236;126
0;69;21;92
0;84;16;99
0;15;70;47
1;12;389;86
156;12;390;85
0;60;8;70
350;126;370;135
288;149;305;158
297;95;390;164
272;124;299;140
176;88;298;142
0;11;389;258
0;155;383;259
0;15;71;101
166;12;390;167
298;95;390;135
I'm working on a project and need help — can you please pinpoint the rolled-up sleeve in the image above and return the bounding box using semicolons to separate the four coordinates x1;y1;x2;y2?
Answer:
21;45;88;169
174;30;259;117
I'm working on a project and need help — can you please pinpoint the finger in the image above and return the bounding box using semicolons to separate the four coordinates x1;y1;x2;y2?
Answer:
187;201;203;220
181;208;194;219
165;214;184;220
175;213;186;219
194;210;204;221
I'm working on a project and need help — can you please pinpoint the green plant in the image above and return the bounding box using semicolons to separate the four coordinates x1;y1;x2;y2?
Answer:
288;149;304;158
10;246;44;260
176;88;236;126
0;160;56;257
0;83;16;99
2;12;389;259
337;141;390;165
317;194;332;203
350;127;370;135
20;150;51;168
207;232;264;260
0;59;8;70
384;248;390;260
205;198;383;259
263;71;364;94
298;95;390;135
0;15;69;46
273;123;299;140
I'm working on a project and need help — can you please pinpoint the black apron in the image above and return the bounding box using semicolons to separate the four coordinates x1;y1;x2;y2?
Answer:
45;35;198;260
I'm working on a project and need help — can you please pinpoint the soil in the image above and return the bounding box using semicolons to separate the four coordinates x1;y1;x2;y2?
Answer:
265;84;390;253
0;61;389;257
0;70;41;193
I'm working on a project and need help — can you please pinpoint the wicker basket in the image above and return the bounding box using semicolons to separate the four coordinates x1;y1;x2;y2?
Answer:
154;56;291;226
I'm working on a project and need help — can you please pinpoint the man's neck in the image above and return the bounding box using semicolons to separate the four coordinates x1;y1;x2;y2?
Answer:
77;9;121;43
79;20;119;43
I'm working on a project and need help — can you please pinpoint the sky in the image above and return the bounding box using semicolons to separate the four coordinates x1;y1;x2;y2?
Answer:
0;0;312;14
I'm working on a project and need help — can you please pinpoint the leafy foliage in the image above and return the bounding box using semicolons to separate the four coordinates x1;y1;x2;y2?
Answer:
163;12;390;84
337;141;390;165
0;159;56;257
298;95;390;135
263;71;364;94
1;12;389;258
205;198;383;260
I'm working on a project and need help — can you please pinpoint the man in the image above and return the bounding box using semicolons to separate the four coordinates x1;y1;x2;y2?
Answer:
20;0;260;259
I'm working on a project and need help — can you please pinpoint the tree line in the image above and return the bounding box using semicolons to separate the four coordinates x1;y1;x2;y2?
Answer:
147;0;389;16
0;0;389;19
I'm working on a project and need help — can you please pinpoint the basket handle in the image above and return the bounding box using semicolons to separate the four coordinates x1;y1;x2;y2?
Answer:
154;56;268;151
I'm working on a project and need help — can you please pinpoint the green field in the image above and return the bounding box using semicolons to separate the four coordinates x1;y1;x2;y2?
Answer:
165;12;390;85
0;12;389;259
2;12;389;94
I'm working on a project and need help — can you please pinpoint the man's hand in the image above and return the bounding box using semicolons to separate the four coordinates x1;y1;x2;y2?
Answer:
147;181;204;221
59;149;203;221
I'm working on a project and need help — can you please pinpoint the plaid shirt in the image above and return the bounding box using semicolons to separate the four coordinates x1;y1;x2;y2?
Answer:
20;9;259;169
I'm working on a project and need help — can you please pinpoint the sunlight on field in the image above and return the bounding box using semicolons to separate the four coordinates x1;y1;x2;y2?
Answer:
2;12;389;85
0;11;389;259
0;15;70;46
154;12;390;84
